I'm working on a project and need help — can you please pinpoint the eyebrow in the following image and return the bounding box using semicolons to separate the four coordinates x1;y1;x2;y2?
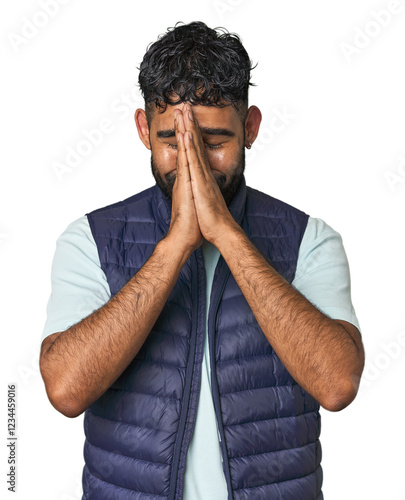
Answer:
156;127;235;138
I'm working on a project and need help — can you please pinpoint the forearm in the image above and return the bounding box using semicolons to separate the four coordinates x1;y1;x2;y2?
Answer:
215;223;364;411
40;235;191;418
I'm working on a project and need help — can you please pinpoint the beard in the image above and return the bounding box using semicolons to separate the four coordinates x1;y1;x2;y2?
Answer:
150;145;245;207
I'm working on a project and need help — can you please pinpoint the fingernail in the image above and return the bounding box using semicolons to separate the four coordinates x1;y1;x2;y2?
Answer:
188;111;193;121
188;131;193;140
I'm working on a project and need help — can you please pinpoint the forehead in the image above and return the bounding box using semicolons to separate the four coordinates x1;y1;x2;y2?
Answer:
150;102;241;132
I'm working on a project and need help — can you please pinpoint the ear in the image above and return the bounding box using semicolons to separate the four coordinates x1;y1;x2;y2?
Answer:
244;105;262;148
134;108;151;150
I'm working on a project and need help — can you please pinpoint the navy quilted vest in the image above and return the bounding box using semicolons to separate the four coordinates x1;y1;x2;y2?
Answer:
83;175;323;500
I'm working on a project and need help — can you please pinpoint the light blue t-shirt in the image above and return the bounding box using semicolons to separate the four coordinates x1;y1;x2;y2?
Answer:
41;215;360;499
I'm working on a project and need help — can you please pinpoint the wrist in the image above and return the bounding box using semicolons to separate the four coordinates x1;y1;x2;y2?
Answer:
211;219;244;252
158;233;193;268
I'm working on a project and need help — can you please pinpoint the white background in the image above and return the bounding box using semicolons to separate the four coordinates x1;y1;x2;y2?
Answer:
1;1;405;499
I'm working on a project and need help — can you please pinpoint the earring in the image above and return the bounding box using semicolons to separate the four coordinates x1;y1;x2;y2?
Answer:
246;142;251;149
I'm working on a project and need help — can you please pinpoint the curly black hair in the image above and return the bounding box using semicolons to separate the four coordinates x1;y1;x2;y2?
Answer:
138;21;256;124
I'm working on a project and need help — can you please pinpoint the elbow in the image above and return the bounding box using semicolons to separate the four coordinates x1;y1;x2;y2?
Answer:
321;388;356;412
40;354;84;419
320;373;362;412
321;345;365;412
47;385;84;419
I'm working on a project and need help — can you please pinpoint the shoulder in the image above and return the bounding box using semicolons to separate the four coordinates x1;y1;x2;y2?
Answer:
57;215;93;243
245;187;309;230
295;216;348;281
84;186;158;248
86;186;155;220
302;216;342;241
245;186;309;219
245;186;310;245
53;215;99;264
299;217;345;262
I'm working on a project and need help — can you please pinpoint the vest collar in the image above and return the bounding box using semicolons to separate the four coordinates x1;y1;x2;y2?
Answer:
152;174;248;235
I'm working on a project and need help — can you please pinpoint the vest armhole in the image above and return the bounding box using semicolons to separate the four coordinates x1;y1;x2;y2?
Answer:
291;212;310;283
85;212;114;298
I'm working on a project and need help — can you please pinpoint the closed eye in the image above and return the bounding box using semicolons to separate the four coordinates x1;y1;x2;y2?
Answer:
167;143;223;150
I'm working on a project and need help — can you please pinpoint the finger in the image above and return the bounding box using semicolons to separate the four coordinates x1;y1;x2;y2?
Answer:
184;129;209;184
175;110;197;186
174;111;185;162
175;128;187;175
183;106;210;177
175;126;191;190
175;110;190;176
175;108;186;136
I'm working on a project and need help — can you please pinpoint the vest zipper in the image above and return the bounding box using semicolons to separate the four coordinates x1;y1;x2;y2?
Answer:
168;252;203;499
208;263;234;500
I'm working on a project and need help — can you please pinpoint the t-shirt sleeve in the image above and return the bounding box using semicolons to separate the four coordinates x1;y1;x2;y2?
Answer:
41;215;111;344
292;217;361;333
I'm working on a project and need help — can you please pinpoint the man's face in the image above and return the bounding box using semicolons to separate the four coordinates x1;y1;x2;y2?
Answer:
147;102;246;206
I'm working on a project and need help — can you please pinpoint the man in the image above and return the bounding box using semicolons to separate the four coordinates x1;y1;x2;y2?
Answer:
40;21;365;500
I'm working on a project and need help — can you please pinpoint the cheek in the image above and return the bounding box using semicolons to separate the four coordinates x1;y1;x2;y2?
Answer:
207;149;227;166
154;146;177;172
207;146;240;168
